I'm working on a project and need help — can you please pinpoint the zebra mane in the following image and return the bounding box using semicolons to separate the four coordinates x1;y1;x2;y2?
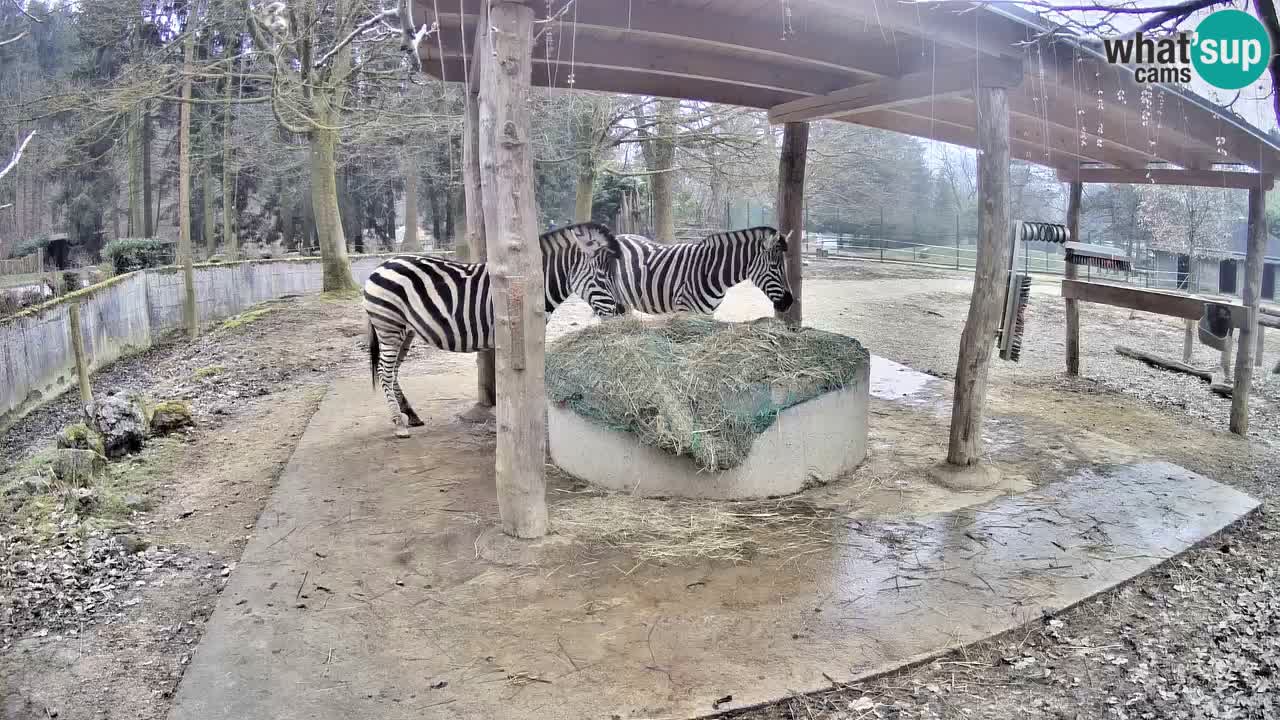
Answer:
701;226;782;249
539;222;620;258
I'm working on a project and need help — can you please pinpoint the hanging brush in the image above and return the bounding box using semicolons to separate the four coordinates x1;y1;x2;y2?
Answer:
1197;303;1233;351
997;271;1033;362
1064;241;1133;273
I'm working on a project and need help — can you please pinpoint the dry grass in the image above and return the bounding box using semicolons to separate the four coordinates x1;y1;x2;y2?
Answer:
550;494;842;563
546;315;868;472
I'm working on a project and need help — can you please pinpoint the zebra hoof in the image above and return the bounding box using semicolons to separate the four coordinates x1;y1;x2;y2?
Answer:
406;414;426;427
394;427;411;439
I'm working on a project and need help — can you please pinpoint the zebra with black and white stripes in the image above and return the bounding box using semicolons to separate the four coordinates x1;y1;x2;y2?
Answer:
362;222;624;437
611;227;794;315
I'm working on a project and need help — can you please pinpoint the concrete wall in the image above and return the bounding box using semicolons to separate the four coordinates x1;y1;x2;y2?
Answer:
0;254;413;431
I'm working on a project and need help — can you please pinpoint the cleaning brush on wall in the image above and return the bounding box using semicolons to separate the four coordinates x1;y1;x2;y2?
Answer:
997;271;1032;362
1064;242;1133;273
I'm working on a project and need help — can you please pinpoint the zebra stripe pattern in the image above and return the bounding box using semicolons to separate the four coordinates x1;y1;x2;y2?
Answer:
611;227;794;315
362;222;623;437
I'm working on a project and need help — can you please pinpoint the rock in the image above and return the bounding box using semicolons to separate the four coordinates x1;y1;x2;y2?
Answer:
210;403;231;416
71;487;99;514
149;400;195;435
114;534;149;554
121;493;150;512
87;395;148;457
3;476;50;503
50;449;107;487
56;423;107;456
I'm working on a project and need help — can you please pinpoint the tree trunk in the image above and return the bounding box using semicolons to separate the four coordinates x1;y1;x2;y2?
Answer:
1230;185;1268;435
479;1;545;539
444;186;455;244
423;172;443;245
222;76;237;259
640;99;678;242
947;86;1010;467
574;161;595;223
463;17;496;411
309;118;357;291
402;158;420;251
178;33;198;339
142;102;154;238
1064;181;1083;376
202;156;216;258
127;110;143;237
775;121;808;326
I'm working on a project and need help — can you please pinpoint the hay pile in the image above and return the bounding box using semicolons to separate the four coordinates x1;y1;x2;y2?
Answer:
545;315;868;471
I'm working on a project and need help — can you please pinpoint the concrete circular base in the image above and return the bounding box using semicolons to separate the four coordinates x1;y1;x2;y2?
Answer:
927;462;1004;491
548;366;870;500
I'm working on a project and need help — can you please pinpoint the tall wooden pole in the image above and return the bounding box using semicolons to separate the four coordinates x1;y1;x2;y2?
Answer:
462;10;496;417
1230;184;1267;435
68;303;93;407
478;1;546;538
947;85;1010;466
177;29;198;339
775;121;808;326
1064;181;1082;376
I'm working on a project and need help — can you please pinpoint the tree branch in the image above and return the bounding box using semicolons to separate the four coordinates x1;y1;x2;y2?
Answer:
313;9;398;68
0;130;35;182
0;30;28;47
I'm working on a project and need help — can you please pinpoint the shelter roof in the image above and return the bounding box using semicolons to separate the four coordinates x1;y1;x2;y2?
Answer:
415;0;1280;177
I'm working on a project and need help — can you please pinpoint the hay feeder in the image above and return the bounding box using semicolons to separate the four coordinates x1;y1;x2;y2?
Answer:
545;316;870;500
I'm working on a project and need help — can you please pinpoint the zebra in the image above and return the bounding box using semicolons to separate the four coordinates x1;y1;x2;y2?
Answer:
610;227;794;315
362;222;625;438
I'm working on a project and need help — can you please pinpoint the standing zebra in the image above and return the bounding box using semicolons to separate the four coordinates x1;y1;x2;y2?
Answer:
363;222;624;437
611;227;794;314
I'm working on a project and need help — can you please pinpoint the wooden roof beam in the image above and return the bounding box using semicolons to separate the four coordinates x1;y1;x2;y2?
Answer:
1055;167;1275;190
806;0;1033;59
768;61;1021;125
414;0;920;79
851;109;1085;171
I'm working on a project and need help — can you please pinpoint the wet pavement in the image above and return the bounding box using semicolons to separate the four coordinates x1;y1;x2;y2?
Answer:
167;365;1257;720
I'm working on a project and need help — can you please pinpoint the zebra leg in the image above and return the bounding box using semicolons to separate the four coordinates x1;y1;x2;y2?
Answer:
375;326;413;438
393;331;425;427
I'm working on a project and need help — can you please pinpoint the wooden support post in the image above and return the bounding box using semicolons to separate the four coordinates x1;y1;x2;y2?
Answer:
947;85;1010;467
478;1;546;539
1256;326;1265;367
1183;319;1195;363
462;11;496;416
1221;331;1234;380
67;304;93;407
1064;181;1082;376
775;121;808;326
1230;185;1267;434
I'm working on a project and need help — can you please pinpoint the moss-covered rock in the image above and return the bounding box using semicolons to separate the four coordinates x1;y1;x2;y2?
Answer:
49;448;108;487
56;422;107;456
148;400;194;435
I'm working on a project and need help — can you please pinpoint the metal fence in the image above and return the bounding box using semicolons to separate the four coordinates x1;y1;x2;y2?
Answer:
805;232;1230;294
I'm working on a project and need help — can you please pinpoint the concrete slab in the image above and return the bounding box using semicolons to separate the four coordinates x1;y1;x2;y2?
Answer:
168;372;1258;720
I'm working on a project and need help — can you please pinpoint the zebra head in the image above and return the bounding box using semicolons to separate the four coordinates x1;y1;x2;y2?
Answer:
746;228;794;313
542;222;626;318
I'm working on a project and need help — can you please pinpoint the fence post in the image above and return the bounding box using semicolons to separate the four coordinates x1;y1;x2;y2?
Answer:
68;303;93;407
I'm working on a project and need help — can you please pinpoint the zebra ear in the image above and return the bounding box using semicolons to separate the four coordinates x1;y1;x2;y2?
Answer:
768;229;791;252
572;223;618;257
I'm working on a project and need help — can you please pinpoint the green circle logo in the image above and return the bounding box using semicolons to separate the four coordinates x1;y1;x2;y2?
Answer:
1192;9;1271;90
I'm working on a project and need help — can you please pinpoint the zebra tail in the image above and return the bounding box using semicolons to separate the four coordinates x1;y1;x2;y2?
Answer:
367;320;379;391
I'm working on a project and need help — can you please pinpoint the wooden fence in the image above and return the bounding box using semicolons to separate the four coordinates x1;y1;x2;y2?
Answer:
0;248;42;276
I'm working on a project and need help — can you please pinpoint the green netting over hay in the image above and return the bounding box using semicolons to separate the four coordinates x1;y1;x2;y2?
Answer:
546;315;869;472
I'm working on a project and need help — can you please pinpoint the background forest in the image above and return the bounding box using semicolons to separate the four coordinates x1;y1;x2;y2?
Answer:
0;0;1276;277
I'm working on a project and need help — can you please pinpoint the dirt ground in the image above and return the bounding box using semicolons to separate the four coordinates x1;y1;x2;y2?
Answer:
2;259;1277;719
